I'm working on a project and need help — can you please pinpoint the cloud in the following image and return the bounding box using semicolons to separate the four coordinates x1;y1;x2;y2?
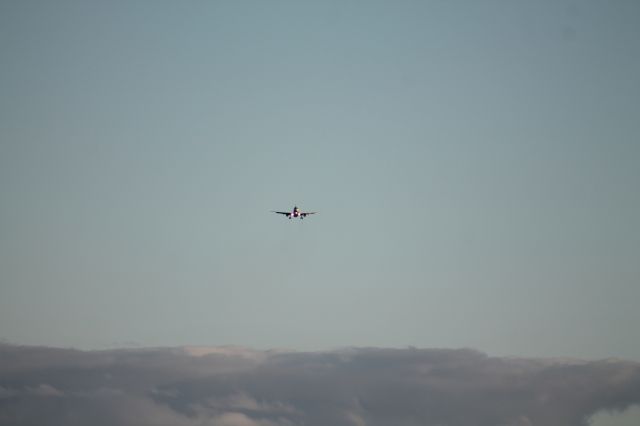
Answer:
26;383;64;397
0;344;639;425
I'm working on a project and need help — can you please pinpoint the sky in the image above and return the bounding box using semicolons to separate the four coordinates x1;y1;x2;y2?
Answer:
1;0;640;357
1;1;640;424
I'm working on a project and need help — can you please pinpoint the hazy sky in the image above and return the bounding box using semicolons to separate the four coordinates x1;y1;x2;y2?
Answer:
1;1;639;360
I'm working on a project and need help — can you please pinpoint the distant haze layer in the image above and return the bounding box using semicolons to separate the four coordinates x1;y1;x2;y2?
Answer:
1;344;640;426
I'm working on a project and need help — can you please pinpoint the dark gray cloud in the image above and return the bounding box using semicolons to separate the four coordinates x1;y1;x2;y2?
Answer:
1;344;639;426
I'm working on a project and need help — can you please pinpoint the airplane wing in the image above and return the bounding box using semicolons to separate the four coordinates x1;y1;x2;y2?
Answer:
272;211;292;216
300;212;317;217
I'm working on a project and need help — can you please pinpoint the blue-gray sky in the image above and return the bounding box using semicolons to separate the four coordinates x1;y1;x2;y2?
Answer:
1;0;639;361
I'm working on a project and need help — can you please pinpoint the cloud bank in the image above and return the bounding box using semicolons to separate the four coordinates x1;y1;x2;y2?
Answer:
1;344;639;425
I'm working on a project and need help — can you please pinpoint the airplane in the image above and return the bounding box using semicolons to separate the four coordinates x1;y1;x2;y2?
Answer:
272;206;317;220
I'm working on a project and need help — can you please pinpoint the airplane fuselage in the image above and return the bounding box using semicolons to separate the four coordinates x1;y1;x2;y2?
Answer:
272;206;315;220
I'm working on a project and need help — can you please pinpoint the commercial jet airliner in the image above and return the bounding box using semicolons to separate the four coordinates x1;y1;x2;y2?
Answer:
272;206;317;220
